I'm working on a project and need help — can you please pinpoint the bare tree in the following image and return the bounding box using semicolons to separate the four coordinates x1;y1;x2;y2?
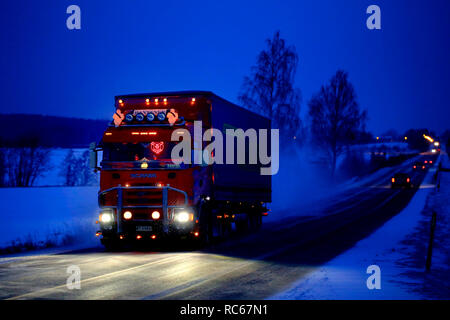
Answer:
238;31;302;141
0;148;5;187
3;142;51;187
60;149;96;186
79;150;96;186
61;150;78;186
308;70;367;176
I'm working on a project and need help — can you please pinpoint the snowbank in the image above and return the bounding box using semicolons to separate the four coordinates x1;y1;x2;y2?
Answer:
0;186;99;250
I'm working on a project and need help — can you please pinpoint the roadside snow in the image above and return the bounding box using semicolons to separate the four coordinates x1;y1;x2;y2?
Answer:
271;154;446;300
0;186;99;250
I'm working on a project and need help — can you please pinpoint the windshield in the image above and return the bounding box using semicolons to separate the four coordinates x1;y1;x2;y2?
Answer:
103;142;182;163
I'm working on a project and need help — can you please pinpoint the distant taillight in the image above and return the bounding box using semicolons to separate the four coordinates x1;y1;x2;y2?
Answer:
413;166;416;169
392;178;395;183
407;178;410;183
430;161;433;164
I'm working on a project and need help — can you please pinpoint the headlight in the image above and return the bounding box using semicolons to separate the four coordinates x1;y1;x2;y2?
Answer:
151;211;161;220
99;212;114;223
123;211;132;220
175;211;193;223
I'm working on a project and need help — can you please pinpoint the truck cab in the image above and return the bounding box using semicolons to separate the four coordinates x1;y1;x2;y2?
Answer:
91;91;271;249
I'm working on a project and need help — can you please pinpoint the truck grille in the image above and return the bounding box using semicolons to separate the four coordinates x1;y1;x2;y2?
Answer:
124;189;162;206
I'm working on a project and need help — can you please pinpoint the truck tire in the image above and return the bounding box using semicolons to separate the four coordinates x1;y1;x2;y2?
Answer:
198;203;213;246
235;216;249;233
249;214;262;231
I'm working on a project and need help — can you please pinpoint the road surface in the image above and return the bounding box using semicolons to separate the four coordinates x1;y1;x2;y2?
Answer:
0;155;435;299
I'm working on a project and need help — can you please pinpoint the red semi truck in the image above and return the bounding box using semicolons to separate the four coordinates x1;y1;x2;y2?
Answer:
90;91;271;249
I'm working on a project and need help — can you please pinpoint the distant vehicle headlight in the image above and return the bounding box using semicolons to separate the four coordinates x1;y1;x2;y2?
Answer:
147;113;155;121
125;113;134;122
100;212;114;223
135;113;144;121
157;112;166;121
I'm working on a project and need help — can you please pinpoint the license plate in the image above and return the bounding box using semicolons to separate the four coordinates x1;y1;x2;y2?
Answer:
136;226;152;232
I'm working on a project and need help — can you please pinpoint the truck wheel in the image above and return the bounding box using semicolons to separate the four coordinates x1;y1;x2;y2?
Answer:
249;214;262;231
235;217;249;233
220;220;232;238
198;203;213;246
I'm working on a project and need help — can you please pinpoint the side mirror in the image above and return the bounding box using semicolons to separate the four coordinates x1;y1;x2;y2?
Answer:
89;142;99;170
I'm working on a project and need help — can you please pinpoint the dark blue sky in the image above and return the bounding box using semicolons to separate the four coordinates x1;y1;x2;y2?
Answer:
1;0;449;135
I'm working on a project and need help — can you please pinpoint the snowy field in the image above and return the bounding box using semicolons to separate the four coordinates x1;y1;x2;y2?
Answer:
34;148;91;186
0;186;99;250
271;153;449;299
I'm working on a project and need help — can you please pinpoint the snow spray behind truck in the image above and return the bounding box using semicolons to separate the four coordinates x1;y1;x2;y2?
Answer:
90;91;273;249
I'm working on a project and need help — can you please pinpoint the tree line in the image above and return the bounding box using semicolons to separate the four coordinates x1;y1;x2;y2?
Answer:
0;137;96;187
